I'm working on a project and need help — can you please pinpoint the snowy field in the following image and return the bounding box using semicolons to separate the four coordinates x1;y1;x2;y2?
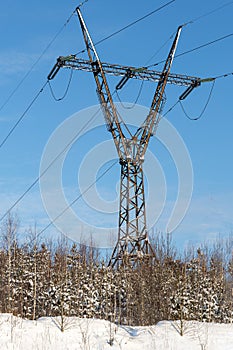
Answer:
1;314;233;349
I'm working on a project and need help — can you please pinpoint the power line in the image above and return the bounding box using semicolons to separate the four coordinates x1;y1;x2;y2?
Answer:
144;31;176;67
175;33;233;60
147;32;233;68
0;81;48;150
48;69;73;101
212;71;233;80
160;78;217;121
3;0;232;236
78;0;90;8
0;1;175;132
0;107;101;222
0;10;76;113
163;100;179;117
185;0;233;25
145;0;233;69
115;81;144;110
74;0;233;67
37;159;118;238
74;0;176;56
179;80;215;121
1;0;231;117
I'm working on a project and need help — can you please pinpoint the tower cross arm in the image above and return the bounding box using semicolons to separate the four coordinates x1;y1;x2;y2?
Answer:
49;57;200;87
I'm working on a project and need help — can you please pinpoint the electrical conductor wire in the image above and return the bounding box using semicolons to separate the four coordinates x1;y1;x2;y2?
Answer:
115;81;144;110
48;69;73;101
0;11;76;113
0;81;48;150
147;32;233;68
0;107;102;222
37;159;118;238
74;0;176;56
3;0;233;229
179;80;215;120
185;0;233;25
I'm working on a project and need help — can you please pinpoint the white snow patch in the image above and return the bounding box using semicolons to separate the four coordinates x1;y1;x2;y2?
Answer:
0;314;232;349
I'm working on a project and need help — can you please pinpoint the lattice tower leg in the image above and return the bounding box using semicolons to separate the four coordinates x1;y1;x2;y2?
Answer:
109;160;155;267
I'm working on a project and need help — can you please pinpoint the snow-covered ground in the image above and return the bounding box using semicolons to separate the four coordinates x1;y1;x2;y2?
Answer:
0;314;233;349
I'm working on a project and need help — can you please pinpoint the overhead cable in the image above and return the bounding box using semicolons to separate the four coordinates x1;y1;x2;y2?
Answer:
115;81;144;110
0;81;48;150
145;1;233;68
0;1;174;114
37;159;118;238
74;0;176;56
175;33;233;61
74;0;233;67
163;100;179;117
179;80;215;121
48;69;73;101
144;31;176;67
212;71;233;80
0;107;101;222
147;32;233;68
78;0;90;8
0;10;76;113
160;78;216;122
185;0;233;26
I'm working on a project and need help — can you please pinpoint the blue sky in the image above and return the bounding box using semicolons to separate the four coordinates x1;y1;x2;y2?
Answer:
0;0;232;251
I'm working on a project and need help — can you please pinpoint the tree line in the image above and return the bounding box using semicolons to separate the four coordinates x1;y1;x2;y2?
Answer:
0;214;233;326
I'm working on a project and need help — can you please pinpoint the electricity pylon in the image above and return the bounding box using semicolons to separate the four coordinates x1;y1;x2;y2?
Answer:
48;7;201;267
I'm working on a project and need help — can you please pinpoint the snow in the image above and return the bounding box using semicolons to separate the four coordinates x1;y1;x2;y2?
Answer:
0;314;233;349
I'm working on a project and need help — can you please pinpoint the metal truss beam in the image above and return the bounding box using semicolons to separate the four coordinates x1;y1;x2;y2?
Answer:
48;57;200;87
109;160;155;267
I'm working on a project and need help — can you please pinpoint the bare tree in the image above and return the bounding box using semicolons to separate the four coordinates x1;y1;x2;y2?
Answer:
0;213;19;314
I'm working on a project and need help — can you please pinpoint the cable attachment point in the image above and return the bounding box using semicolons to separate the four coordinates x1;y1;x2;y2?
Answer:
48;55;76;80
116;69;135;90
179;80;201;100
76;0;89;10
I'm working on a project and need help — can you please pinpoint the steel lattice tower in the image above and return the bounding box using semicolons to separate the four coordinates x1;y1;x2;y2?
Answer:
48;7;201;267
